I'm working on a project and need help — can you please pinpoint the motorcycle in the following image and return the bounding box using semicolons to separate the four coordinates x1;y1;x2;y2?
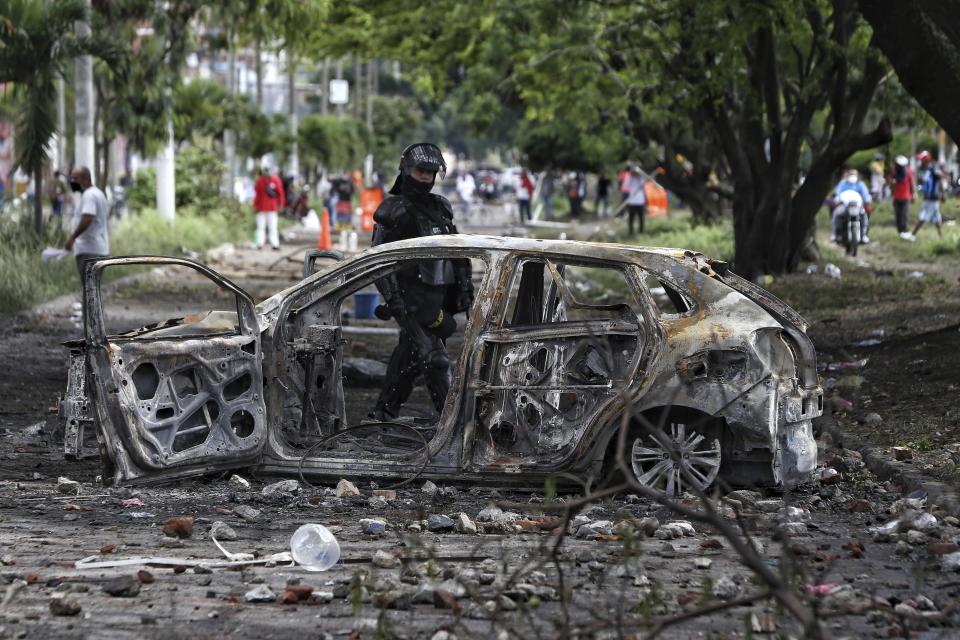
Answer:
833;192;867;256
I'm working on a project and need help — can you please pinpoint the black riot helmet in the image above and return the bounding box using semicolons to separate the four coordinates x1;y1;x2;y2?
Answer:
389;142;446;196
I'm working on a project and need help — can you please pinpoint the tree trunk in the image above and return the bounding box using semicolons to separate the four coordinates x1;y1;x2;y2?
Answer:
858;0;960;143
33;169;43;235
254;35;263;111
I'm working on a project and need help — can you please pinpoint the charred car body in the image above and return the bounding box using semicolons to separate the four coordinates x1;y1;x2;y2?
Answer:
61;236;822;494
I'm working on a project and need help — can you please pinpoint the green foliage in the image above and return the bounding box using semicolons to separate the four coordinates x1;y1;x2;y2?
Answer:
0;204;249;314
173;79;229;145
299;114;371;172
127;147;226;212
593;210;736;261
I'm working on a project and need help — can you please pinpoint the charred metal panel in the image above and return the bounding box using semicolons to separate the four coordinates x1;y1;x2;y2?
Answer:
60;347;94;459
62;239;822;489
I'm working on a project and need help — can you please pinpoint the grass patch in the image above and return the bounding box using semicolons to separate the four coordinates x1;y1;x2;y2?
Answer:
588;209;735;260
0;202;253;314
817;199;960;261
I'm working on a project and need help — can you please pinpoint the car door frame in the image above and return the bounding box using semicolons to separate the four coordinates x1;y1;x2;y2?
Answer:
83;256;267;485
257;244;501;480
461;251;656;476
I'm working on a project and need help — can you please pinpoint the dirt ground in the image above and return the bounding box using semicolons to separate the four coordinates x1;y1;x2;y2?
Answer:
2;219;960;638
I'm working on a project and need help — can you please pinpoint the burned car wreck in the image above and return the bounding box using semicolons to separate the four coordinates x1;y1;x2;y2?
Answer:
60;236;822;494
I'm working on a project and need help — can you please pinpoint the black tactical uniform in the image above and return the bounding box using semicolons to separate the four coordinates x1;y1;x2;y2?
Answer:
371;143;473;421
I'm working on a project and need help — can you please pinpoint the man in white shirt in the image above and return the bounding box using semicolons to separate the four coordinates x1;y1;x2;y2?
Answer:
625;166;647;234
64;166;109;284
456;171;476;215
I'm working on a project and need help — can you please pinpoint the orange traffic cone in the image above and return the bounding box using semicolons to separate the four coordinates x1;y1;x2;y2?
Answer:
317;207;332;250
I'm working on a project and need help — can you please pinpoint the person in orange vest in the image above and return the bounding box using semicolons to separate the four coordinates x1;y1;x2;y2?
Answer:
253;165;286;250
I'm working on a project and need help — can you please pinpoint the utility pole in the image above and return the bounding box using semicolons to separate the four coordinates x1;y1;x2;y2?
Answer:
335;59;344;118
353;58;362;119
74;0;96;179
156;116;176;220
55;75;66;172
222;19;237;198
288;51;299;178
365;59;375;134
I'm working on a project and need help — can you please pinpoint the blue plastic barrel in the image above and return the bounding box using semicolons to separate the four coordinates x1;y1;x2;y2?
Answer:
353;291;380;319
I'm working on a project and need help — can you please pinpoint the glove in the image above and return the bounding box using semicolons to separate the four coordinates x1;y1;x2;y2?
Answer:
456;288;474;313
387;295;406;320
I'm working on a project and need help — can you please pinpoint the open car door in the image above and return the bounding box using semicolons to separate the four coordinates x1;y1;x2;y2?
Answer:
83;257;267;485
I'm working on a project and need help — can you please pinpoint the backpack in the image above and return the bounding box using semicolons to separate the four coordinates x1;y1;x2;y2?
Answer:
264;179;278;199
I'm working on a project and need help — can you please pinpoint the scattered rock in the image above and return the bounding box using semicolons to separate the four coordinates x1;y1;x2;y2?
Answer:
421;481;439;497
162;516;194;539
228;475;250;491
725;490;761;508
655;521;695;540
576;520;613;539
49;593;82;616
863;413;883;427
455;513;477;534
281;585;313;604
244;585;276;603
210;521;238;541
928;542;960;556
777;522;809;537
335;479;360;498
427;514;454;532
712;575;740;601
360;518;387;536
56;477;80;495
701;538;723;550
262;479;299;497
819;468;841;485
833;455;864;473
848;498;873;513
367;495;388;508
637;517;660;536
940;551;960;571
892;447;914;461
233;505;261;522
137;570;155;584
693;557;713;570
103;575;141;598
372;550;397;569
755;499;783;513
906;530;927;545
373;489;396;501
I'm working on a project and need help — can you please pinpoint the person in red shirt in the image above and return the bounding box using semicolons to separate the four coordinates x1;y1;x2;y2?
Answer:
891;155;915;239
517;168;535;222
253;165;286;250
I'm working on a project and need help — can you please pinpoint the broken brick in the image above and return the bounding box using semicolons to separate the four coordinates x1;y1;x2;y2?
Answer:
162;516;194;539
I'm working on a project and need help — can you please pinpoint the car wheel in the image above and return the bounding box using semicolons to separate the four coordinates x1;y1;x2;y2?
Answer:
629;422;722;496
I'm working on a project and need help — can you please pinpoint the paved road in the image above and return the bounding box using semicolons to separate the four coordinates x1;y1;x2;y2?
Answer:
1;205;958;638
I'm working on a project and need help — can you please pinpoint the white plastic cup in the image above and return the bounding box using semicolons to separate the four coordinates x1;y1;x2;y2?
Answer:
290;523;340;571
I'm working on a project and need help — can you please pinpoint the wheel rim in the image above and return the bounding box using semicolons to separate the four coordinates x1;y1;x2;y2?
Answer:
630;423;721;496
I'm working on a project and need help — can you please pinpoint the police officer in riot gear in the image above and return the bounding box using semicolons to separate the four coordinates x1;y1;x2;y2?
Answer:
370;142;473;421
